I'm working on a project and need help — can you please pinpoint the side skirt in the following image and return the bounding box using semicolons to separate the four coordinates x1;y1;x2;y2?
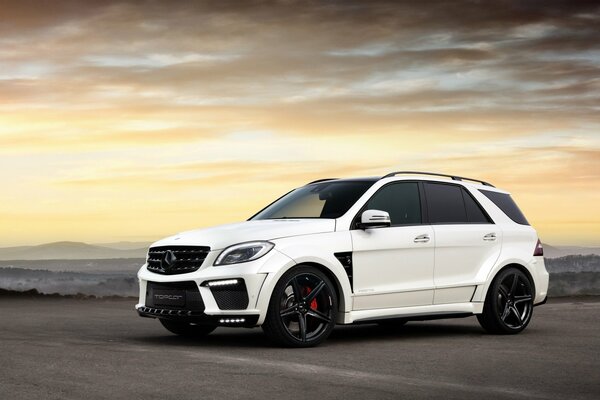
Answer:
343;302;484;324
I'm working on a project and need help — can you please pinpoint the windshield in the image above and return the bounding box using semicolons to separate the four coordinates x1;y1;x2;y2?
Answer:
251;181;375;220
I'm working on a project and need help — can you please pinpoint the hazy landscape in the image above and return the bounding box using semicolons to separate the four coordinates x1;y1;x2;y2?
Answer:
0;241;597;298
0;241;149;261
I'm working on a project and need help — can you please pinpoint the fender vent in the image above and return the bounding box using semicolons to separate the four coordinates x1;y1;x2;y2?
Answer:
334;252;353;291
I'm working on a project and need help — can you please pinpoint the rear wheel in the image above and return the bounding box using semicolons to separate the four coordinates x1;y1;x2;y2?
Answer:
262;266;338;347
477;268;534;334
159;319;217;337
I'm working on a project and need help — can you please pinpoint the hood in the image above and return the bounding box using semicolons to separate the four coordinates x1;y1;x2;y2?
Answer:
150;219;336;251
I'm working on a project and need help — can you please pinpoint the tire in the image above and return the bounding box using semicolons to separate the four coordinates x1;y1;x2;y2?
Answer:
477;267;534;334
262;266;338;347
159;319;217;337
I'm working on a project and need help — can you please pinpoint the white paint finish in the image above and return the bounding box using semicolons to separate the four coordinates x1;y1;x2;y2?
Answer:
151;219;336;251
349;301;484;323
136;174;549;331
432;224;502;288
251;232;357;323
433;286;476;304
351;225;435;308
471;223;548;303
353;289;433;310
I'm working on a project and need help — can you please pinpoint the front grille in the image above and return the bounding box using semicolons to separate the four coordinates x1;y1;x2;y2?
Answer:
208;280;249;310
147;246;210;275
145;281;205;311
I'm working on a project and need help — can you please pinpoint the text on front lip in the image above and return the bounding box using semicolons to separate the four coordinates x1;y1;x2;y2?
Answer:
154;294;183;300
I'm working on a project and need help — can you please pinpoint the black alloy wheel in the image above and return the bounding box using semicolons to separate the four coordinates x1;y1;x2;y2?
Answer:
478;267;534;334
263;266;337;347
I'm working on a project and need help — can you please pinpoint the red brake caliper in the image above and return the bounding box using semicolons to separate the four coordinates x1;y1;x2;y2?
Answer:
303;287;318;310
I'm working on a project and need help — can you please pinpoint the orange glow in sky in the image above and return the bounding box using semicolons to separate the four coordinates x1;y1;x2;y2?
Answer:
0;1;598;246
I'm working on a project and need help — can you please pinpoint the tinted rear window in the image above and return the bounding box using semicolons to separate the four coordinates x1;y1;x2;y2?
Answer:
480;190;529;225
425;183;492;224
424;183;467;223
462;190;492;223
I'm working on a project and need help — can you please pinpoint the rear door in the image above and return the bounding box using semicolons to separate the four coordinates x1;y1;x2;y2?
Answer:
423;182;501;304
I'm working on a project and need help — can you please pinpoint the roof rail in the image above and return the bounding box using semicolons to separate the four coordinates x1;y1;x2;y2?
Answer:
306;178;338;185
381;171;495;187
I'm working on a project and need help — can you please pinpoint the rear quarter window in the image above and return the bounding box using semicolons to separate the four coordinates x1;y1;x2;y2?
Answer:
480;190;529;225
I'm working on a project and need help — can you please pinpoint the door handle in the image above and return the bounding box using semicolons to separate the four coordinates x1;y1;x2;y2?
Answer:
414;234;430;243
483;233;497;241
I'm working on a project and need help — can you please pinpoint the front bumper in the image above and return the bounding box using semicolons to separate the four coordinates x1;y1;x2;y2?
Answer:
137;306;259;327
135;248;294;326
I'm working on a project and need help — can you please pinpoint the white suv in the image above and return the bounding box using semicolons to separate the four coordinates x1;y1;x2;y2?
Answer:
136;171;549;347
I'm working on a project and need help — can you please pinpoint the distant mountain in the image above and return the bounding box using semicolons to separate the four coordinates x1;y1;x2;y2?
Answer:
94;241;152;250
0;241;147;261
543;244;600;259
545;255;600;296
0;240;596;261
545;255;600;273
0;267;138;297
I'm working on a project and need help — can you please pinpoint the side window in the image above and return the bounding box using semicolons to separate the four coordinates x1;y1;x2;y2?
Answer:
364;182;421;226
424;183;468;224
462;189;492;223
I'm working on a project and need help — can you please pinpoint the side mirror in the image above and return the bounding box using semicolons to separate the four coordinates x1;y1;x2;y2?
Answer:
358;209;391;229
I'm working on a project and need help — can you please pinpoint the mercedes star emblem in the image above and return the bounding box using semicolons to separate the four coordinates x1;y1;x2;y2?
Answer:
161;250;177;270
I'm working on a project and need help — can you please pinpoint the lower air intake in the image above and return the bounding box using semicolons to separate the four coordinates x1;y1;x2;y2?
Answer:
207;280;249;310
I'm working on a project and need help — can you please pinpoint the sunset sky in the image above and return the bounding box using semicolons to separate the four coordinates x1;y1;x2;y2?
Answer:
0;0;599;246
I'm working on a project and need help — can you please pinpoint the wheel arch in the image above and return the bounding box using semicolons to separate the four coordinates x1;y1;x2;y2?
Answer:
476;262;536;304
300;261;346;314
255;258;352;325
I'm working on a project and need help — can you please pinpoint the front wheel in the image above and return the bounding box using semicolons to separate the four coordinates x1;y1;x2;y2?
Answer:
159;319;217;337
262;266;338;347
477;268;534;334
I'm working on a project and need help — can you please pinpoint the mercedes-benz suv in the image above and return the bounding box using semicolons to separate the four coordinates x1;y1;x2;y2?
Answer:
136;171;549;347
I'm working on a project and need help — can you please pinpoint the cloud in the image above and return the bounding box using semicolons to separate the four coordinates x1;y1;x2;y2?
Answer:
0;0;599;245
54;160;388;187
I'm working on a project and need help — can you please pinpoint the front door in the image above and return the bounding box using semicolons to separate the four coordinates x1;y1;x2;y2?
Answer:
350;182;434;310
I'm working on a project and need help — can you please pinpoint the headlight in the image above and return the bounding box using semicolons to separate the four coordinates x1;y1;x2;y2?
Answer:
214;241;274;266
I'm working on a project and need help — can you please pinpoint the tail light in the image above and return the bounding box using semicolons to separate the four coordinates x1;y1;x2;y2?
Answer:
533;239;544;256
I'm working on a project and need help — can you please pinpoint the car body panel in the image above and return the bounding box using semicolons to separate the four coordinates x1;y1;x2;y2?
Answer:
136;174;549;328
351;225;435;309
150;219;336;251
431;224;502;303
